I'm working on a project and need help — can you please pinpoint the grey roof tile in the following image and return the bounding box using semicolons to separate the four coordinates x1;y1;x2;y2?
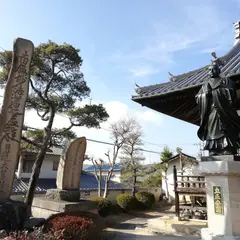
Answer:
133;41;240;100
12;172;129;194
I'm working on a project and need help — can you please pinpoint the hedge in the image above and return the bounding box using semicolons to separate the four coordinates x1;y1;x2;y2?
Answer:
135;191;155;209
116;194;136;211
88;197;112;217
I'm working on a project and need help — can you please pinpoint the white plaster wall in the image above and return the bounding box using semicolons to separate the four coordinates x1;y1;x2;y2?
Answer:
162;160;198;199
20;155;60;179
86;171;121;183
85;189;132;203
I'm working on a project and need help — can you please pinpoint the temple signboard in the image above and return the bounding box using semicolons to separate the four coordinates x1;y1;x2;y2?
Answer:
213;186;224;215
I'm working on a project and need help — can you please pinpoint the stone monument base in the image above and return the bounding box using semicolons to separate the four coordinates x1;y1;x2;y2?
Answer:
199;156;240;240
46;188;80;202
0;199;28;231
201;228;240;240
31;197;98;219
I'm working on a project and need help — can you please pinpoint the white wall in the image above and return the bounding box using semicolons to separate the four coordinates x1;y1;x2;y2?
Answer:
87;171;121;183
17;154;60;179
162;159;198;200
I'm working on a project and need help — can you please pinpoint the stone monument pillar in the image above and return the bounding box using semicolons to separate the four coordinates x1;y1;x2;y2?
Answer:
46;137;87;202
32;137;97;218
199;156;240;240
0;38;34;201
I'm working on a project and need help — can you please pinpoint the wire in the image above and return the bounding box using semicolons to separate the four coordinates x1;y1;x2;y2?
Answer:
23;124;161;155
0;47;7;52
0;96;199;148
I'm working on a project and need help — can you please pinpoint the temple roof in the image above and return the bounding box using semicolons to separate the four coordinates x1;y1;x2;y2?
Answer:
167;152;198;164
132;41;240;100
132;40;240;125
84;164;121;172
12;171;129;194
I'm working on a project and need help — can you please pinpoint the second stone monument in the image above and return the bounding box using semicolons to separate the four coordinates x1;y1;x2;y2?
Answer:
46;137;87;201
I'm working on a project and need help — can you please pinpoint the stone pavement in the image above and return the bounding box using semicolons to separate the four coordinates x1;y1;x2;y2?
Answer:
111;230;200;240
105;217;201;240
103;206;202;239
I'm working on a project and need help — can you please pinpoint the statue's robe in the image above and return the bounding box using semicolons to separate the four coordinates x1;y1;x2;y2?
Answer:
196;77;240;151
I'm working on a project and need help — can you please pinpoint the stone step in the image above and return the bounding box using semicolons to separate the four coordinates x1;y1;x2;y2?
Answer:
145;216;207;236
135;226;201;239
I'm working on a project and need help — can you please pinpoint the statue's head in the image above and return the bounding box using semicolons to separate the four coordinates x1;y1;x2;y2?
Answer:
208;62;221;78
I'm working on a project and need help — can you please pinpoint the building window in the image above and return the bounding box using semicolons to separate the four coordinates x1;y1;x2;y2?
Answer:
53;161;59;171
22;160;34;173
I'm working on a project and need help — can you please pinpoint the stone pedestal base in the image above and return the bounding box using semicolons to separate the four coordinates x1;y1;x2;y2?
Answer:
46;188;80;202
201;228;240;240
199;157;240;240
32;197;97;219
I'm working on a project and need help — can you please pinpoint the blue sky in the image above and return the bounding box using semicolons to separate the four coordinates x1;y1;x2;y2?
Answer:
1;0;240;163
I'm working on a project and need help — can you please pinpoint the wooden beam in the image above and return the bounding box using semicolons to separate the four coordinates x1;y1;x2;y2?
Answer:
173;165;180;219
179;205;207;211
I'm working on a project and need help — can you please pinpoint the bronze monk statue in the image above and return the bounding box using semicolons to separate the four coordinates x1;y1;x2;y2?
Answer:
196;60;240;156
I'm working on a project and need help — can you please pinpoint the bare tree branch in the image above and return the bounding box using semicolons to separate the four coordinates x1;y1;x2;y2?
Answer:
92;158;100;182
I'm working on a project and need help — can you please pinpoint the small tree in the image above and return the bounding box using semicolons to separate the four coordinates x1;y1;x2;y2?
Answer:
0;41;109;206
160;146;173;201
120;120;145;197
103;117;139;198
90;117;142;198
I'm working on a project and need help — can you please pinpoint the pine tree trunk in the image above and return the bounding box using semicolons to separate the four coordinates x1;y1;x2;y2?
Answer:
25;110;55;207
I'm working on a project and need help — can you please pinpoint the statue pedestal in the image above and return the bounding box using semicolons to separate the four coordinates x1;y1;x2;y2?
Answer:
199;156;240;240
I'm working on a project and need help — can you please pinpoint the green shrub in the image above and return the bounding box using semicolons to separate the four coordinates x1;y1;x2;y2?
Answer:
88;197;112;217
135;191;155;209
116;194;136;211
110;203;124;214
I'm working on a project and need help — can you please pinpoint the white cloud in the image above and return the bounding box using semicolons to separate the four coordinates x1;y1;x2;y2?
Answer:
111;2;231;77
24;101;163;162
129;65;159;77
136;110;162;126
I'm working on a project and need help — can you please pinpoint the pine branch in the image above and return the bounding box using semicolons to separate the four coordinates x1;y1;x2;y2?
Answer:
21;136;42;149
30;79;48;104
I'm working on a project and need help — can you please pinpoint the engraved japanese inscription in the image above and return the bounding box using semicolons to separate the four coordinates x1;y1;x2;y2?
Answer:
213;186;224;215
56;137;87;190
0;38;34;200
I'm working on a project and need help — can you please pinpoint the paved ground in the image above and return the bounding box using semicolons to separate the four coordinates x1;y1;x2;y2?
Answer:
106;216;201;240
103;205;203;239
113;232;200;240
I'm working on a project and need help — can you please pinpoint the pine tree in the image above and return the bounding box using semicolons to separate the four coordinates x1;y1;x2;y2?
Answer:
0;41;109;206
